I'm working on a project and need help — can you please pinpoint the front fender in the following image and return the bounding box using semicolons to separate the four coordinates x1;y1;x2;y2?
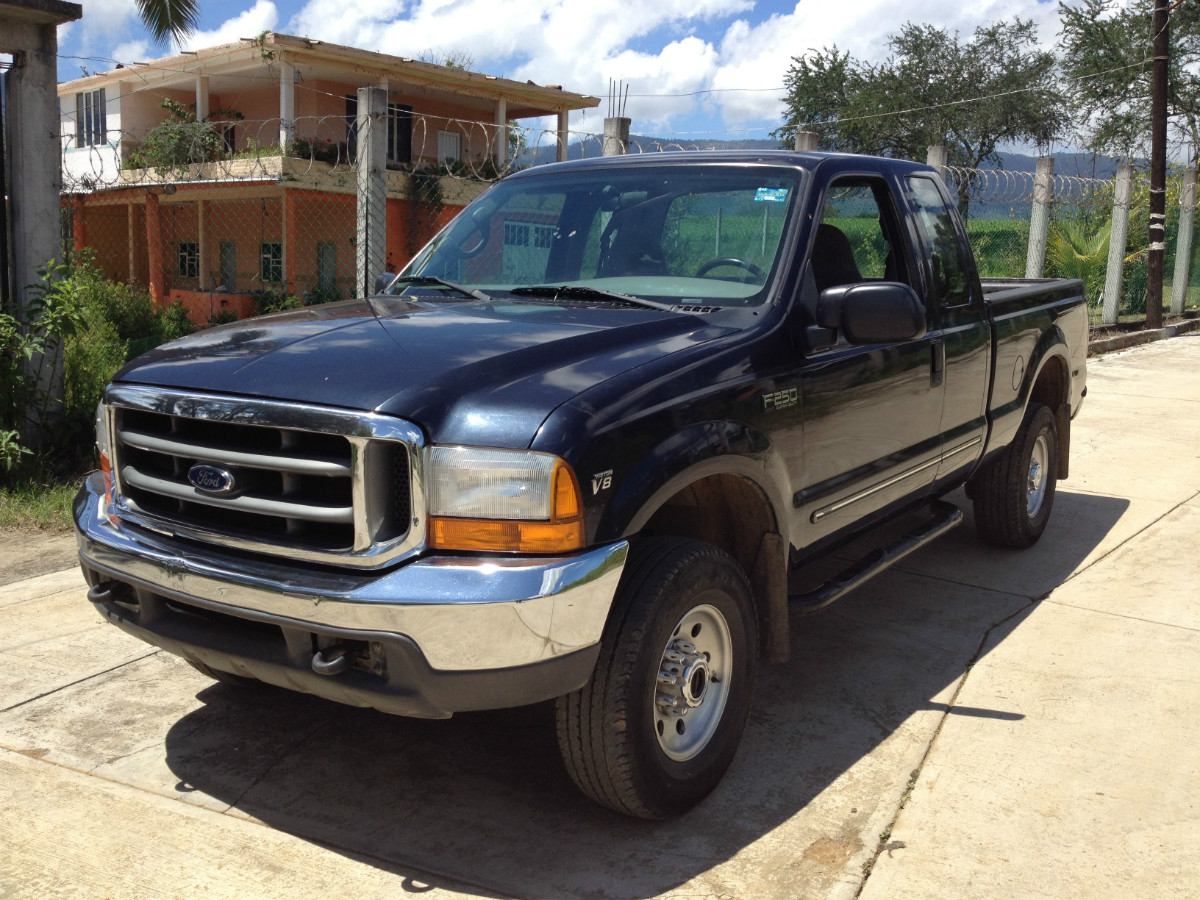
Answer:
589;419;790;544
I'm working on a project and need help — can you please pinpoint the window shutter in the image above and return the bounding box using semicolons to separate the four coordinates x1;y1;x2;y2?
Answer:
75;93;85;146
96;89;106;145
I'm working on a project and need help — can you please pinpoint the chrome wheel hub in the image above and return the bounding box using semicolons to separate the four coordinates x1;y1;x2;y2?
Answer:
654;603;732;762
1027;433;1049;517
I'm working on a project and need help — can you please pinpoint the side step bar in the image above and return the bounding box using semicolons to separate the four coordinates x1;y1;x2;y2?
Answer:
789;501;963;613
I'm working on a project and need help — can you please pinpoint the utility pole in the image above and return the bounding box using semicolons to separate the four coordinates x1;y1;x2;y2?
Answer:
1148;0;1170;329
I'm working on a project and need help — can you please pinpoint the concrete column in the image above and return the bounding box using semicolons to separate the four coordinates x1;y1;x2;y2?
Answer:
196;198;207;290
145;191;165;306
279;59;296;149
926;144;949;173
494;97;507;169
195;75;209;121
556;110;569;163
356;86;387;298
603;116;630;156
793;131;819;151
6;20;67;315
1171;162;1197;314
1102;162;1134;325
283;190;297;294
1025;156;1054;279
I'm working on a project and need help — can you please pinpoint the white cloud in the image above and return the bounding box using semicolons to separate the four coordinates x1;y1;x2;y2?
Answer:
180;0;280;52
178;0;1068;137
111;40;151;64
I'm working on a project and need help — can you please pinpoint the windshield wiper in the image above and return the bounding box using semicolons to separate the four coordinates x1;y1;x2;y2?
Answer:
387;275;491;301
509;285;678;313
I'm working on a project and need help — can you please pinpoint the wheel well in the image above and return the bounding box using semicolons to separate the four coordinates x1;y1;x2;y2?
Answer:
638;474;788;662
1030;354;1071;477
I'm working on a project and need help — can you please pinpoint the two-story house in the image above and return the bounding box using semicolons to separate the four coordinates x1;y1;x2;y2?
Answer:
59;32;597;321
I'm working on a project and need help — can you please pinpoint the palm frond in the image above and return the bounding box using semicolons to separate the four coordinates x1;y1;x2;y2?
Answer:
135;0;199;46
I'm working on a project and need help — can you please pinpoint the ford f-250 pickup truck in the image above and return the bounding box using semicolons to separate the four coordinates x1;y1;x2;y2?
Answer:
76;151;1086;818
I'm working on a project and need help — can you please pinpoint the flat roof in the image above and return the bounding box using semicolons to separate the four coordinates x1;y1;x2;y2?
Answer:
57;31;598;115
0;0;81;26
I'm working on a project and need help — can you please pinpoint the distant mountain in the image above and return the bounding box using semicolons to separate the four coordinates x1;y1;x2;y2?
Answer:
519;138;1130;180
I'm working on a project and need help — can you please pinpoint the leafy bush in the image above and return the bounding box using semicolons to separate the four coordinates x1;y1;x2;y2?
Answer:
1;253;194;481
125;99;243;173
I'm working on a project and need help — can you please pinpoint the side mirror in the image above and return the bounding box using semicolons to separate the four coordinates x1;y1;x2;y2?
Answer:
373;272;396;295
817;282;926;344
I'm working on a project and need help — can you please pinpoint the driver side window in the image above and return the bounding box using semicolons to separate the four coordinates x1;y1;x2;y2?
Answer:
813;179;908;292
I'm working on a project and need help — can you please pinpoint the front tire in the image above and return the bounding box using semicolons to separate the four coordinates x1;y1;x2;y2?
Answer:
555;537;758;819
972;403;1059;548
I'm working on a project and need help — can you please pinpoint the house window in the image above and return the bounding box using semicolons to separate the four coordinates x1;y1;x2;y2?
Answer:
74;88;107;148
437;130;461;166
222;124;237;154
261;242;282;283
387;104;413;164
177;242;199;278
219;242;236;291
317;242;337;295
503;222;530;246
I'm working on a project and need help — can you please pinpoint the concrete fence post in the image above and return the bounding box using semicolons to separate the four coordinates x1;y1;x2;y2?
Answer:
1103;161;1134;325
926;144;949;174
793;131;819;151
1171;160;1197;315
356;86;388;299
603;117;630;156
1025;156;1054;278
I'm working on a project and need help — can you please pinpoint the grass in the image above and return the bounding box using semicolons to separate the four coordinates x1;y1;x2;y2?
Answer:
0;478;81;532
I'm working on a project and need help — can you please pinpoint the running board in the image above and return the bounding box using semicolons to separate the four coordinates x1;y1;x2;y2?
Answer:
789;501;963;613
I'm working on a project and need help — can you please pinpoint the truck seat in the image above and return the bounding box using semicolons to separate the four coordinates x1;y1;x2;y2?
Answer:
812;224;862;292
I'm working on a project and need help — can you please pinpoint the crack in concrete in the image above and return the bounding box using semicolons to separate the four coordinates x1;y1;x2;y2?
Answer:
851;596;1038;898
1041;599;1200;633
0;651;160;715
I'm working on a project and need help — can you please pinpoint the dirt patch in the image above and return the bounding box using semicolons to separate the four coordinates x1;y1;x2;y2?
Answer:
0;530;78;586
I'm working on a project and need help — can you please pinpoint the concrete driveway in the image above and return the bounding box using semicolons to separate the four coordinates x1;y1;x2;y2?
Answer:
1;337;1197;899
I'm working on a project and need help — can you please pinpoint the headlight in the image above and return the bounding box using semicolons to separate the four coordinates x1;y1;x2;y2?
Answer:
427;446;584;553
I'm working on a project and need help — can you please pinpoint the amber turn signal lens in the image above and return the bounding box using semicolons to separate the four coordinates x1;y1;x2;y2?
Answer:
430;457;585;553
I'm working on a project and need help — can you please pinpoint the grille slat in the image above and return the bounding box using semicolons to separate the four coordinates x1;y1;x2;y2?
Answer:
108;394;418;566
120;429;352;476
122;465;354;524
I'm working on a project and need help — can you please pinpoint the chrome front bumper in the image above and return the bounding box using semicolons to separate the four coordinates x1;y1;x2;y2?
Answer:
75;473;628;676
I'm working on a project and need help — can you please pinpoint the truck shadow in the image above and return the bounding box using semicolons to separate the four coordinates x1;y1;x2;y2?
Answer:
163;489;1128;898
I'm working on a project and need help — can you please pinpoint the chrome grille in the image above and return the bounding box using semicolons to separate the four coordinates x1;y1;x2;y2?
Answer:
105;385;424;569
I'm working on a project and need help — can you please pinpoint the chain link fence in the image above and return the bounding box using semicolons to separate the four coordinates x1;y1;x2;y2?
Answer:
59;102;1200;332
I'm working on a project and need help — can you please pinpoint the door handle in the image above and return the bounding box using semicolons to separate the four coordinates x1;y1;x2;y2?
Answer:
930;339;945;387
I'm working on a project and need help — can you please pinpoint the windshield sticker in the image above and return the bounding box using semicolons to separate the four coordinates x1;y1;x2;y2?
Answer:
754;187;789;203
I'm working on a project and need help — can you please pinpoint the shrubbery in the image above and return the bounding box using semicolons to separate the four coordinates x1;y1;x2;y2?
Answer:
0;253;193;479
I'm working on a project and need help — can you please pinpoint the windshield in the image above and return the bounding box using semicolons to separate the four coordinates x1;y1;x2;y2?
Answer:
398;165;803;306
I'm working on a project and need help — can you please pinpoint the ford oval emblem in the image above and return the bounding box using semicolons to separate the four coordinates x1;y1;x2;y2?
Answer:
188;464;237;496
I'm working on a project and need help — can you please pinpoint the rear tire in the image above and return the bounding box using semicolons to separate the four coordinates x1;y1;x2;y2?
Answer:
555;537;758;819
972;403;1058;548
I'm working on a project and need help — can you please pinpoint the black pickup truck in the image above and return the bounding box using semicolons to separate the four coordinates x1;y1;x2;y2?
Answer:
76;151;1087;818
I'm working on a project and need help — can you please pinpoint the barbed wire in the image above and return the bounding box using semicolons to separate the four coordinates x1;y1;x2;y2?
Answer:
942;165;1118;204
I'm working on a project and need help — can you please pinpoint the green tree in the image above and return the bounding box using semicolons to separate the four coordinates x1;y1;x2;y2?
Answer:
1060;0;1200;159
134;0;198;45
778;19;1068;169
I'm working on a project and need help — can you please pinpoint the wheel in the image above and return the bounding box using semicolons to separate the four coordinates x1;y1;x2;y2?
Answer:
972;403;1058;548
555;537;758;819
694;257;766;282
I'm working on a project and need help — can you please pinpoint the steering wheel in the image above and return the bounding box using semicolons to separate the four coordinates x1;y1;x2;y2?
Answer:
695;257;766;282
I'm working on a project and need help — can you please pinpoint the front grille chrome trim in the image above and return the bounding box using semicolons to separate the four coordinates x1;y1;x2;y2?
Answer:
105;384;426;570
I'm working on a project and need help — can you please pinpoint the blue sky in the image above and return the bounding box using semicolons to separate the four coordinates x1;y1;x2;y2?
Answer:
56;0;1065;141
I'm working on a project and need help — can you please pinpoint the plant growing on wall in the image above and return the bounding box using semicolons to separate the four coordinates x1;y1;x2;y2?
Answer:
406;168;445;256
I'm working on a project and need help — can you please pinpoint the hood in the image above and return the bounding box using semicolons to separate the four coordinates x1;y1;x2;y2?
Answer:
115;296;733;446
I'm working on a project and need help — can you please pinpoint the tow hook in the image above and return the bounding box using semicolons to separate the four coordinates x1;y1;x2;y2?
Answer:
311;644;348;676
86;582;116;603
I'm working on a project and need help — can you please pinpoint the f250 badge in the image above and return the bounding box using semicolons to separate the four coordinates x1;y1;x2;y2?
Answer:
762;387;798;411
591;469;614;495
